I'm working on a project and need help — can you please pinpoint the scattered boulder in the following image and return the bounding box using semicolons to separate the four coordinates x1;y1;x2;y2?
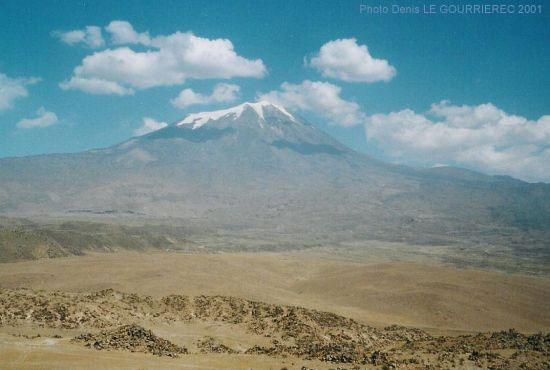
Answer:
2;288;549;368
72;324;187;357
196;336;238;354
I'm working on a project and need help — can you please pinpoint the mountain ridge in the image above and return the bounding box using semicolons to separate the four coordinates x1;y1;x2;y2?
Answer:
0;101;549;254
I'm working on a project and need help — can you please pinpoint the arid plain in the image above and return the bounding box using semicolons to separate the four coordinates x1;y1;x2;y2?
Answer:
1;247;549;369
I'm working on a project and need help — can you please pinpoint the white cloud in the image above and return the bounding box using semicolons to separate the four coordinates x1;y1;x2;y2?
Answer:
60;76;134;95
106;20;151;45
259;80;365;126
307;38;396;83
171;83;240;108
61;21;266;95
365;100;550;182
52;26;105;48
134;117;168;136
0;73;40;111
16;107;59;129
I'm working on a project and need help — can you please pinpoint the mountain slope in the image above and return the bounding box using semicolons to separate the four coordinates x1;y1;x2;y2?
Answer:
0;101;549;250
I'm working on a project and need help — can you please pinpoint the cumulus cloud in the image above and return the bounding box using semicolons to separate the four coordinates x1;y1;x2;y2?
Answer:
60;21;266;95
52;26;105;48
16;107;59;129
365;100;550;182
0;73;41;111
60;76;134;95
171;83;240;108
259;80;365;126
106;20;151;45
307;38;396;83
134;117;168;136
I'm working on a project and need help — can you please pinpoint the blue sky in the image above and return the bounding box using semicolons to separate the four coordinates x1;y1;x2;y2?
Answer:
0;0;548;182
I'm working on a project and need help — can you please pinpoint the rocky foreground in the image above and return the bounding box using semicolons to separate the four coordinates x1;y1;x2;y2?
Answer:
0;288;548;369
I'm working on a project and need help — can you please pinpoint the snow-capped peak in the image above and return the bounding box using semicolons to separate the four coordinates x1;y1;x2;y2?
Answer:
176;101;296;129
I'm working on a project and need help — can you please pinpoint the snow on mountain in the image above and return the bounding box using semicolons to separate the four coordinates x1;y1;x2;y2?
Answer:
176;101;296;129
1;97;550;253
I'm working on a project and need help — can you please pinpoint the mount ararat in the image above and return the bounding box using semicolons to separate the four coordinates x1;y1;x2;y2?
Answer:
1;101;549;258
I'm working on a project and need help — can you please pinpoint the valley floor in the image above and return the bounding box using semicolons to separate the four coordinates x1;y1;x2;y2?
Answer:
0;251;549;369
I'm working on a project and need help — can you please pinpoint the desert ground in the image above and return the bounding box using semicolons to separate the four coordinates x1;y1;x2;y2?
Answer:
1;249;549;369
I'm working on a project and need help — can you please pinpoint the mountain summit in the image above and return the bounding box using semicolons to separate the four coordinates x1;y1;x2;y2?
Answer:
138;100;351;160
0;102;549;250
176;101;297;129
